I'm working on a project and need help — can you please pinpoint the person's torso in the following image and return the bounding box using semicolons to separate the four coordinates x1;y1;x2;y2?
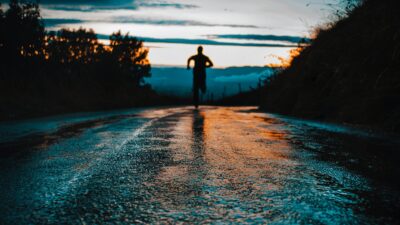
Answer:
193;54;208;71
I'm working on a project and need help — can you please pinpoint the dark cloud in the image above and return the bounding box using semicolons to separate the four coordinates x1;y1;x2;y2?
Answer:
39;0;137;11
43;15;261;29
140;37;297;47
34;0;197;11
110;17;260;28
39;0;122;2
38;0;132;5
210;34;311;44
95;34;297;48
136;2;198;9
43;5;137;12
0;0;137;11
43;18;83;27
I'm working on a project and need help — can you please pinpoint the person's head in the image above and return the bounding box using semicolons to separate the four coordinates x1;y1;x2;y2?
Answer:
197;46;203;54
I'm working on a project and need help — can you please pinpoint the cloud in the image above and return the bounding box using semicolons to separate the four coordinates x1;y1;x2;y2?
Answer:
140;37;297;47
42;15;261;29
38;0;125;3
0;0;137;11
36;0;197;12
109;17;260;28
136;2;198;9
40;0;137;11
95;34;297;48
39;0;133;7
43;5;137;12
43;18;83;27
210;34;311;44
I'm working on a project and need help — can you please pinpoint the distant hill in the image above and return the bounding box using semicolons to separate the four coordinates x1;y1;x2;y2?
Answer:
261;0;400;133
146;66;272;100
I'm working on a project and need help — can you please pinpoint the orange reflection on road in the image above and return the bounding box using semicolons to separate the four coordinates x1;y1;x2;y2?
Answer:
152;107;294;211
200;107;292;197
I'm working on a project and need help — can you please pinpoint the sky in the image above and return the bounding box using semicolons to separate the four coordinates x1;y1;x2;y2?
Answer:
3;0;341;67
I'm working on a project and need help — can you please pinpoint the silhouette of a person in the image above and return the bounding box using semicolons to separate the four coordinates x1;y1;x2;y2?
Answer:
187;46;214;109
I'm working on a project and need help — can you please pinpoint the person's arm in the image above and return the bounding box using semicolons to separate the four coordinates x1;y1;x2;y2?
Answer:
187;56;194;70
206;57;214;68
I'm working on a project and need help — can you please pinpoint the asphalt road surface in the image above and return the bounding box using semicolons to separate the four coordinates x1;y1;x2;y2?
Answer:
0;106;399;224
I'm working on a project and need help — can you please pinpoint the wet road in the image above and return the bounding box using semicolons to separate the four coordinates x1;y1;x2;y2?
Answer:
0;106;399;224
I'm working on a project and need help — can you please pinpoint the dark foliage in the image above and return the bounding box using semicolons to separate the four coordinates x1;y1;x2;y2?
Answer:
0;0;162;120
261;0;400;133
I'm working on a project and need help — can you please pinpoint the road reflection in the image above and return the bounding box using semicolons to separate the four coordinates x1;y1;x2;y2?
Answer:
188;109;207;191
149;107;400;223
200;107;291;200
2;106;399;223
150;109;209;214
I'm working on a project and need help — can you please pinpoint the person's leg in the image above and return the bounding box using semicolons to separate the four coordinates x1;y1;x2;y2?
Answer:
193;74;199;108
200;73;207;93
193;87;199;109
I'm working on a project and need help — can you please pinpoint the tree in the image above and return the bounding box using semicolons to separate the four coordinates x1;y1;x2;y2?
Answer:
0;3;4;74
109;31;151;87
0;1;156;120
0;3;4;51
3;0;45;64
46;28;101;65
